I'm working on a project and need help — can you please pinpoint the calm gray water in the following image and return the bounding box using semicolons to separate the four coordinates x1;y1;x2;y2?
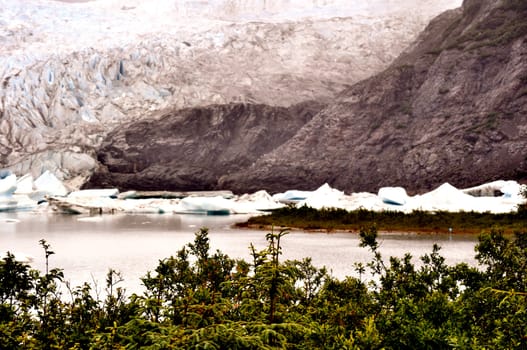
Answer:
1;212;478;295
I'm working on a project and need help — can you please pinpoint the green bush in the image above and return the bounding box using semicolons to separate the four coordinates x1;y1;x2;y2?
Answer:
241;206;527;234
0;227;526;348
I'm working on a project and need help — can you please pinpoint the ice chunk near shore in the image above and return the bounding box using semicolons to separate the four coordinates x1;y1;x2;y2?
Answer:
0;198;19;212
0;170;17;197
409;183;471;212
462;180;523;198
68;189;119;198
0;171;35;211
14;174;34;194
13;174;49;203
378;186;409;206
118;198;182;214
341;191;388;211
298;183;345;209
232;190;284;214
273;189;313;203
502;182;524;198
177;196;234;215
34;170;68;197
5;195;39;212
405;181;526;213
252;180;525;214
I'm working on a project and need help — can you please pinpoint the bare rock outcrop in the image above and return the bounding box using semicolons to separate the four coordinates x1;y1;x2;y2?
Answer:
85;102;324;191
88;0;527;193
220;0;527;193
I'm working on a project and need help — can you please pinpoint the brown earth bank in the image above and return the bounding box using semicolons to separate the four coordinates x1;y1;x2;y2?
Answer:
86;0;527;194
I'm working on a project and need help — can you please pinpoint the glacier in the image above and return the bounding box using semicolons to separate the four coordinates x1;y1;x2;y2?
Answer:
1;0;461;185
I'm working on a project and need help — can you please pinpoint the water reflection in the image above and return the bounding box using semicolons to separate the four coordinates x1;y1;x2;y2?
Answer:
1;212;478;295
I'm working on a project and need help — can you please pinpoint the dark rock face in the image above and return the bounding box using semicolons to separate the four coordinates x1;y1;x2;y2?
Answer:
85;102;325;191
87;0;527;194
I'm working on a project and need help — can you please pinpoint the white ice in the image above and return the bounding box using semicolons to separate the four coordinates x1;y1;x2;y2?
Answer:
14;174;34;194
68;188;119;198
0;173;17;197
34;170;69;197
378;187;409;206
1;168;525;215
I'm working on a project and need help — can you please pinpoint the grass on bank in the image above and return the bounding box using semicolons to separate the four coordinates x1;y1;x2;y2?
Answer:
237;205;527;234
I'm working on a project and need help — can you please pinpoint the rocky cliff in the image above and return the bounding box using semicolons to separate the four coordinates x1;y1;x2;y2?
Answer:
1;0;455;188
86;101;325;190
87;0;527;193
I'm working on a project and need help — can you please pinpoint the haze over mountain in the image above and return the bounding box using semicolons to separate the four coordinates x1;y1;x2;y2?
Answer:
0;0;460;190
86;0;527;194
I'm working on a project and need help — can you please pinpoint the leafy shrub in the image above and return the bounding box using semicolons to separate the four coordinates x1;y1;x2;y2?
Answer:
1;227;526;348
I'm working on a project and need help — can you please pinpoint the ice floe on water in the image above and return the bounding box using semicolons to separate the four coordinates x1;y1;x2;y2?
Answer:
0;169;525;215
68;189;119;199
0;171;17;197
34;170;69;197
296;183;346;210
274;182;525;214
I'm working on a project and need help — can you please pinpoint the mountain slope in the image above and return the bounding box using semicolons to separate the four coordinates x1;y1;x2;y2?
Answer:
86;102;324;190
220;0;527;193
1;0;457;185
88;0;527;194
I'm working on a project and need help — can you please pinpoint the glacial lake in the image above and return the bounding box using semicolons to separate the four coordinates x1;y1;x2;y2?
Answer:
1;212;479;295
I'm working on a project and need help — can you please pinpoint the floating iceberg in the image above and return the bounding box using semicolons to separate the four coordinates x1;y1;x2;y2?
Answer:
232;190;285;214
120;198;181;214
1;170;524;215
0;171;39;211
274;181;525;214
410;183;478;212
297;183;346;209
14;174;34;194
401;182;525;214
0;171;17;197
34;170;68;197
13;174;48;203
378;187;409;206
273;189;313;203
177;196;234;215
68;189;119;198
48;194;234;215
0;198;20;212
462;180;523;198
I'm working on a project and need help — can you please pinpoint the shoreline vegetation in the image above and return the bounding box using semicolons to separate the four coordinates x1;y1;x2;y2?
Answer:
236;205;527;234
1;227;526;348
